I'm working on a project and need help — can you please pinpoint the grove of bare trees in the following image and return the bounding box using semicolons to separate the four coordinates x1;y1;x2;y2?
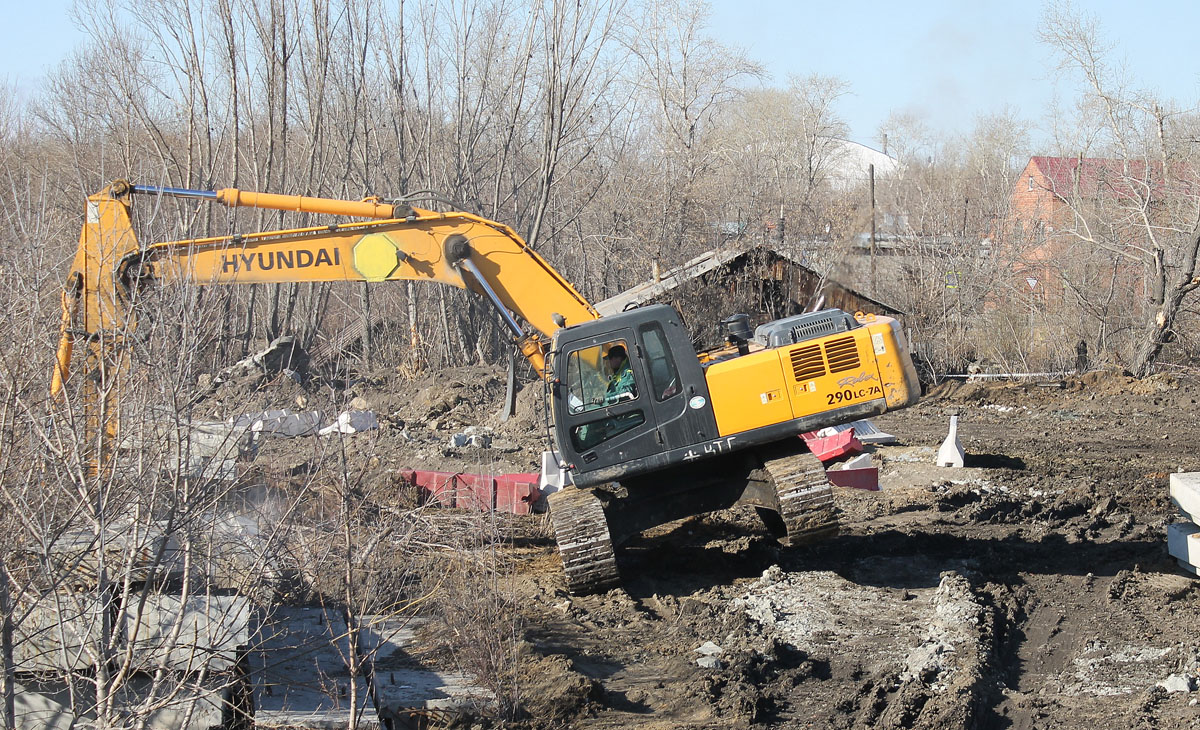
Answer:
2;0;1200;726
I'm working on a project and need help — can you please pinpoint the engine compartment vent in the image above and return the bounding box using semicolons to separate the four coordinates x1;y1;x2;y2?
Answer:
755;308;859;348
824;336;860;373
789;344;825;381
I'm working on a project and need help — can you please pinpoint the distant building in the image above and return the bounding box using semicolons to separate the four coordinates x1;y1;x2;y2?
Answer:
1006;155;1167;302
824;139;899;191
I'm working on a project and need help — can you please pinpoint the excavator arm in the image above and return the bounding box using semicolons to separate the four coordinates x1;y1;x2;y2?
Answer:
53;180;599;399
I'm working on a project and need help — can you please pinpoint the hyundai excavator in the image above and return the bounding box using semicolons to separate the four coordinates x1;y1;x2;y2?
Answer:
53;180;921;593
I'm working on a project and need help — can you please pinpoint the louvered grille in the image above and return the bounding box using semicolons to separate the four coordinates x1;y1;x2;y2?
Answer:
789;313;842;342
824;336;860;373
790;344;825;381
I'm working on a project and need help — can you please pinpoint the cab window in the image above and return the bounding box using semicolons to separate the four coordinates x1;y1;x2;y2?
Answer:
564;340;638;415
570;410;646;452
639;323;680;401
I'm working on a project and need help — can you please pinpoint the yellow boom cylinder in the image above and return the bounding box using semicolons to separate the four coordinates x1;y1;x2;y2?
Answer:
215;188;404;220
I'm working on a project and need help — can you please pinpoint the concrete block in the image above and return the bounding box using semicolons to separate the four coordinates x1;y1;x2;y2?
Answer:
252;607;381;729
1170;472;1200;522
117;676;229;729
12;681;75;730
45;518;182;587
1158;673;1197;692
1167;521;1200;577
15;676;229;730
124;594;251;673
13;593;107;672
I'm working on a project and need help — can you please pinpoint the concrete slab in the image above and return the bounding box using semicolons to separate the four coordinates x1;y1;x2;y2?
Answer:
14;593;107;671
251;606;380;729
13;681;76;730
117;676;230;729
14;677;229;730
359;615;495;721
239;409;324;437
124;594;251;673
826;419;898;445
1169;472;1200;522
45;519;182;588
1167;522;1200;577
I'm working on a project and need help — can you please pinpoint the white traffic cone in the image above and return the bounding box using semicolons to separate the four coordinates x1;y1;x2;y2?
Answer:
936;415;965;468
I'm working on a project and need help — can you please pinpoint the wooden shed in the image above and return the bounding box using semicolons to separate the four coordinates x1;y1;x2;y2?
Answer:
595;244;902;349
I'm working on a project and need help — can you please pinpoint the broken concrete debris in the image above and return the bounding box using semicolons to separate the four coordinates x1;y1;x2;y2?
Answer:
1168;472;1200;577
695;640;724;666
215;335;308;384
318;409;380;435
238;408;324;437
449;425;492;448
1157;673;1197;693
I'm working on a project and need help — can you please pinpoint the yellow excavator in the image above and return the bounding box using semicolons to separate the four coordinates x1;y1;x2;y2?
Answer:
53;180;921;593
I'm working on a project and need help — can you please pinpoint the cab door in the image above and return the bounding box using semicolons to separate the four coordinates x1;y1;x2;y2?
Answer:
636;318;718;452
554;327;660;472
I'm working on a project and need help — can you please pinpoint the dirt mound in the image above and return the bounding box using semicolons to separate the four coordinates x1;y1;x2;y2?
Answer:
189;360;1200;729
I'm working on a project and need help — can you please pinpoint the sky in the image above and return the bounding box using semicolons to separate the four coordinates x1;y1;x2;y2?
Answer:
4;0;1200;150
707;0;1200;147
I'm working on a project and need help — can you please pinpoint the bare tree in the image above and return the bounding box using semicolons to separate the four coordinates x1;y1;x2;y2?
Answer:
1040;0;1200;376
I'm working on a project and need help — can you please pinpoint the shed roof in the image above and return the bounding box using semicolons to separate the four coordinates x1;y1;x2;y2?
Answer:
594;243;899;317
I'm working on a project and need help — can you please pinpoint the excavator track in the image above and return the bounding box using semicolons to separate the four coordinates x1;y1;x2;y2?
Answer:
762;450;839;546
547;488;620;594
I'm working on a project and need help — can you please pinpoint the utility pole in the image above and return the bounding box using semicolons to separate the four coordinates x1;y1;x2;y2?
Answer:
869;163;877;295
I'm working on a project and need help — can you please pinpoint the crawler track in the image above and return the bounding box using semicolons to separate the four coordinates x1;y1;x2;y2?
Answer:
548;488;620;594
762;450;839;546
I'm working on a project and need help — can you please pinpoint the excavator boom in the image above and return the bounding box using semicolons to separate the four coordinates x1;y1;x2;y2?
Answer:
53;180;598;397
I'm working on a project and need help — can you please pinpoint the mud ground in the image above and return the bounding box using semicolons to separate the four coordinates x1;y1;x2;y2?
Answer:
228;367;1200;729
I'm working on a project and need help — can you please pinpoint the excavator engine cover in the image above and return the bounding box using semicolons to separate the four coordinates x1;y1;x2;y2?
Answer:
754;308;860;347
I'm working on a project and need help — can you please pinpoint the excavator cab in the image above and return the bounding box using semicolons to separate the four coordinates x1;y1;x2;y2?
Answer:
551;304;720;486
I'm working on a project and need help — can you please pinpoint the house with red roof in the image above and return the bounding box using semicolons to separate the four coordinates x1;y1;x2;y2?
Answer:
1006;155;1165;304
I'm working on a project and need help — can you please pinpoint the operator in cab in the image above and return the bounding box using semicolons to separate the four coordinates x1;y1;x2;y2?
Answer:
603;345;636;404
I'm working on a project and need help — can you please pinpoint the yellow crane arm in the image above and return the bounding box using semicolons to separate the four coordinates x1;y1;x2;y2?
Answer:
52;180;599;395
